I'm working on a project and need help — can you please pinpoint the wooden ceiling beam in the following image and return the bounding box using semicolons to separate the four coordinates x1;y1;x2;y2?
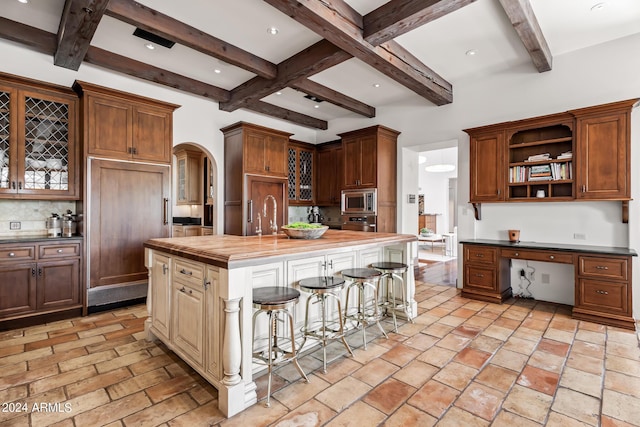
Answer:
55;0;111;70
0;18;327;129
263;0;452;105
291;79;375;118
364;0;476;46
497;0;552;72
250;101;328;129
105;0;278;79
220;39;351;112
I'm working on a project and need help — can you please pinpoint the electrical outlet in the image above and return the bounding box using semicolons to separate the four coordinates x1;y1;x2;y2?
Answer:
9;221;21;230
541;273;550;284
573;233;586;240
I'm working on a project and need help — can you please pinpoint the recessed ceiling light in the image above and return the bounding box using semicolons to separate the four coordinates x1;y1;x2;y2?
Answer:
144;43;155;50
214;69;221;74
590;2;606;11
267;27;279;35
373;83;381;88
276;91;282;95
465;49;477;56
18;0;28;3
314;105;320;109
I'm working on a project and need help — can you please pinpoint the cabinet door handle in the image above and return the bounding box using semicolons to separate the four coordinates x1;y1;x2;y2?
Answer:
497;189;501;195
179;269;192;276
581;185;586;192
38;268;42;277
8;252;15;257
32;267;36;277
204;280;210;290
475;254;484;258
595;266;609;270
179;286;193;295
328;260;333;269
57;249;63;253
163;198;169;225
248;200;253;223
18;182;22;190
595;290;609;295
162;264;168;275
11;181;16;190
133;147;138;155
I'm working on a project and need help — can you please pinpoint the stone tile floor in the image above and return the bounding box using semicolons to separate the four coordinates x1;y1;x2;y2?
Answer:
1;279;639;426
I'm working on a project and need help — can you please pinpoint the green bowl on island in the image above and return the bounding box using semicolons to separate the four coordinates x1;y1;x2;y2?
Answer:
281;222;329;239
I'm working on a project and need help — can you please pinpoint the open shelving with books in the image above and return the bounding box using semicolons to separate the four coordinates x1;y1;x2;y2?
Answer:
507;123;574;201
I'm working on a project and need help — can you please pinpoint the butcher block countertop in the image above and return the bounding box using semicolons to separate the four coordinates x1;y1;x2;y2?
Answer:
144;230;417;269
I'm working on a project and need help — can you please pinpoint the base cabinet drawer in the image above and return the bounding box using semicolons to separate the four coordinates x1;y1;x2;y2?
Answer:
501;248;573;264
577;279;629;315
464;265;496;291
579;256;628;281
464;246;497;265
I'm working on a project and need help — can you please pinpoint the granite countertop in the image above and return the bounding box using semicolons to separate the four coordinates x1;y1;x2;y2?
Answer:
0;235;83;244
460;238;637;257
145;230;416;268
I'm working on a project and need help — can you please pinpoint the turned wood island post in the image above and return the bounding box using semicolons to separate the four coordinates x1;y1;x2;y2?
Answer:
143;230;417;417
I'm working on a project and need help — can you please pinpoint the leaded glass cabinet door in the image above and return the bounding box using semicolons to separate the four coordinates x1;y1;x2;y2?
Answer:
0;86;16;195
18;89;78;199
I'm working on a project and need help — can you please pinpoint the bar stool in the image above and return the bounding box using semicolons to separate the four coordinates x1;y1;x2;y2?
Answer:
371;262;413;332
342;268;388;349
252;286;309;407
299;276;354;373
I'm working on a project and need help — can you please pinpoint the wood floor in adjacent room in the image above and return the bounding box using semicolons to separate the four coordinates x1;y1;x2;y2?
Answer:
1;279;640;426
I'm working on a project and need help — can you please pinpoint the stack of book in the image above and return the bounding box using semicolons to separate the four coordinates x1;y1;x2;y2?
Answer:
529;164;552;181
557;151;573;160
551;162;572;180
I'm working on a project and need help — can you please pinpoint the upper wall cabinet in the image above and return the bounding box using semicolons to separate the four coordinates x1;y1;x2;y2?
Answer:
73;81;179;164
175;148;202;205
0;73;79;200
288;140;315;205
465;98;638;221
225;122;290;178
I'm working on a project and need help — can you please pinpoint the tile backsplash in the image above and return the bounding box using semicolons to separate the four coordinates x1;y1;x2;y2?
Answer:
0;200;76;238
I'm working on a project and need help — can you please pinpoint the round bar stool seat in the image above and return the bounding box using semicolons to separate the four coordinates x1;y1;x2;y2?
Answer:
370;262;413;332
299;276;353;373
252;286;309;407
341;268;388;349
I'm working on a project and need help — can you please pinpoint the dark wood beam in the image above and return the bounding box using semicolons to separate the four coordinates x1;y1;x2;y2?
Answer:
220;39;351;112
291;79;375;117
0;18;327;129
263;0;453;105
55;0;111;70
105;0;278;79
84;46;230;102
364;0;476;46
0;17;57;54
250;101;328;129
497;0;552;72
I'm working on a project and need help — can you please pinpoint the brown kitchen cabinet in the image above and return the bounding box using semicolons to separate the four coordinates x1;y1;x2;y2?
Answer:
288;140;315;205
89;159;171;288
0;239;82;324
73;81;179;164
574;255;633;329
467;129;505;203
175;148;202;205
222;122;290;235
0;73;79;200
316;141;342;206
339;126;399;233
418;214;437;234
461;244;512;303
573;100;635;200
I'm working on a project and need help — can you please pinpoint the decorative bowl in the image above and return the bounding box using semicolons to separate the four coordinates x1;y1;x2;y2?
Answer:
281;225;329;239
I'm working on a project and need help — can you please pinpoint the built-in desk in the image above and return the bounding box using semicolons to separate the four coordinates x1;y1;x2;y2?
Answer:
460;239;637;330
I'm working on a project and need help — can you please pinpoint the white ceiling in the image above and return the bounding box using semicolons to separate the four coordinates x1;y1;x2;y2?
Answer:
2;0;640;125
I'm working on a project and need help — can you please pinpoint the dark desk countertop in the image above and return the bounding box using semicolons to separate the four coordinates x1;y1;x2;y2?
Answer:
0;236;83;244
460;239;637;257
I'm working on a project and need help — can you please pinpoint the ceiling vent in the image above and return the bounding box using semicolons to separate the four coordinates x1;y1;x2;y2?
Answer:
303;94;324;103
133;28;175;48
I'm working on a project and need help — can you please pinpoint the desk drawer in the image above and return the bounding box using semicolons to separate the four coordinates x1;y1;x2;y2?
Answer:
174;258;205;287
464;246;497;266
578;256;628;281
501;248;573;264
39;243;81;259
0;246;35;262
577;279;629;314
464;265;496;291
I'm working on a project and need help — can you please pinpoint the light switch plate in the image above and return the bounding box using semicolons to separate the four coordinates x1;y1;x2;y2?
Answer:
10;221;21;230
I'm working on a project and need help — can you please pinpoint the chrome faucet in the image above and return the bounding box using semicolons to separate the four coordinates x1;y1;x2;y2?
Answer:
263;194;278;235
255;213;262;236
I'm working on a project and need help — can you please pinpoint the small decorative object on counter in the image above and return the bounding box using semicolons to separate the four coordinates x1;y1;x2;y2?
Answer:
281;222;328;239
508;229;520;242
62;210;78;237
46;213;61;238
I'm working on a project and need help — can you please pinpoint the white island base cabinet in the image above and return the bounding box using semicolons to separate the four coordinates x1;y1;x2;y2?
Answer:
144;232;416;417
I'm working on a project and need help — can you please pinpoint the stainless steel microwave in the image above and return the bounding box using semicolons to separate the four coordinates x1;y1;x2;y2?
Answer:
341;188;377;215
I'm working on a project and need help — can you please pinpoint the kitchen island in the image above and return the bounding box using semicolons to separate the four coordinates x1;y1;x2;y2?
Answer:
143;230;417;417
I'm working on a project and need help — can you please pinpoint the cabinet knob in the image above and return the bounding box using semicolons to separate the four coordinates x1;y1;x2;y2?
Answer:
8;252;15;257
595;266;609;270
549;255;554;260
57;249;63;253
595;290;609;295
514;252;519;257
